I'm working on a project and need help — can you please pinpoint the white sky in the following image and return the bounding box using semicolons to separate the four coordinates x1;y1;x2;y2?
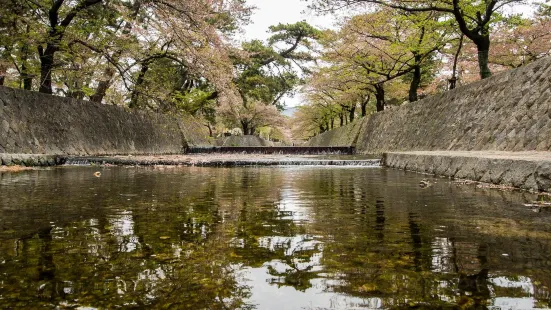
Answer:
242;0;334;41
240;0;336;108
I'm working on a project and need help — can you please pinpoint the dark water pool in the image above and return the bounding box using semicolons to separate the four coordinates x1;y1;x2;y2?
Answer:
1;166;551;309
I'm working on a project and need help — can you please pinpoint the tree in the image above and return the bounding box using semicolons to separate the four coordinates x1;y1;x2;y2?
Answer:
0;0;44;90
319;8;444;111
218;99;286;136
304;67;367;126
489;15;551;68
309;0;526;79
448;34;465;90
0;0;251;113
291;104;340;139
120;0;249;110
228;21;320;134
36;0;103;94
294;6;448;137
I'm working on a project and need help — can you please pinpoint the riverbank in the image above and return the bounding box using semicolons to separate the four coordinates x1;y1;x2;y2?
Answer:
3;151;551;193
3;152;551;192
306;57;551;154
384;151;551;193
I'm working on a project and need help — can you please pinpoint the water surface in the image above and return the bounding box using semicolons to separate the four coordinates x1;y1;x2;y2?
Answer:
1;166;550;309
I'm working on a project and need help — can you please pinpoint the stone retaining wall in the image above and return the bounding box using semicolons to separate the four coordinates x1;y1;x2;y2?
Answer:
214;135;273;147
307;57;551;154
0;153;60;166
305;120;363;147
0;86;211;156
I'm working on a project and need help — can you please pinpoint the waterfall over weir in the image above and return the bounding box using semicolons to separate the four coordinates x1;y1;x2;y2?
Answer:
60;146;381;167
62;156;381;167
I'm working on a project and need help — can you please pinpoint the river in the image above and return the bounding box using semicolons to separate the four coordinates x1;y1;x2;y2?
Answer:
1;166;550;309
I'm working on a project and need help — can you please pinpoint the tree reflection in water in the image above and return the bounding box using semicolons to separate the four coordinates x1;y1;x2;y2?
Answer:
1;167;551;309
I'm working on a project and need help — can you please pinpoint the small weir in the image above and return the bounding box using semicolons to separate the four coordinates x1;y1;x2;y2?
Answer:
61;146;381;167
63;156;381;167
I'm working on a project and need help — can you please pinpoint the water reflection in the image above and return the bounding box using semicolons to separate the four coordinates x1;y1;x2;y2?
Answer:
1;167;551;309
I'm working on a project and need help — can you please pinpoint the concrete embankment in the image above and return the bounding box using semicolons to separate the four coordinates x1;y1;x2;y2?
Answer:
0;153;61;166
309;57;551;153
0;86;211;156
0;86;297;160
384;151;551;192
305;56;551;191
215;135;273;147
304;121;363;147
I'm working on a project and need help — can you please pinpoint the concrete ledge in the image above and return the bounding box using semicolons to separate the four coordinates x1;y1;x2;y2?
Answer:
64;155;381;167
0;153;380;167
0;153;61;166
383;151;551;192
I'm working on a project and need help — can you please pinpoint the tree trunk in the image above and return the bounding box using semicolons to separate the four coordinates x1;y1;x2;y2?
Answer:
21;62;33;90
90;67;115;103
129;63;149;109
375;84;385;112
339;113;344;127
361;95;369;117
475;36;492;79
241;121;250;136
349;105;356;123
408;55;422;102
0;76;4;86
330;117;334;129
38;44;57;94
449;34;464;90
90;79;111;103
21;40;33;90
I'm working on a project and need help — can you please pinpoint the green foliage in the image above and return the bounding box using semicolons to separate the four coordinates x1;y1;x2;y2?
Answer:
224;21;319;134
268;21;321;50
309;0;530;79
292;6;453;138
234;21;319;108
0;0;251;105
172;88;217;121
536;1;551;18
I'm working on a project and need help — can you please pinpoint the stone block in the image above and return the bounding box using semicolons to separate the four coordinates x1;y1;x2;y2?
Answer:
535;163;551;192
